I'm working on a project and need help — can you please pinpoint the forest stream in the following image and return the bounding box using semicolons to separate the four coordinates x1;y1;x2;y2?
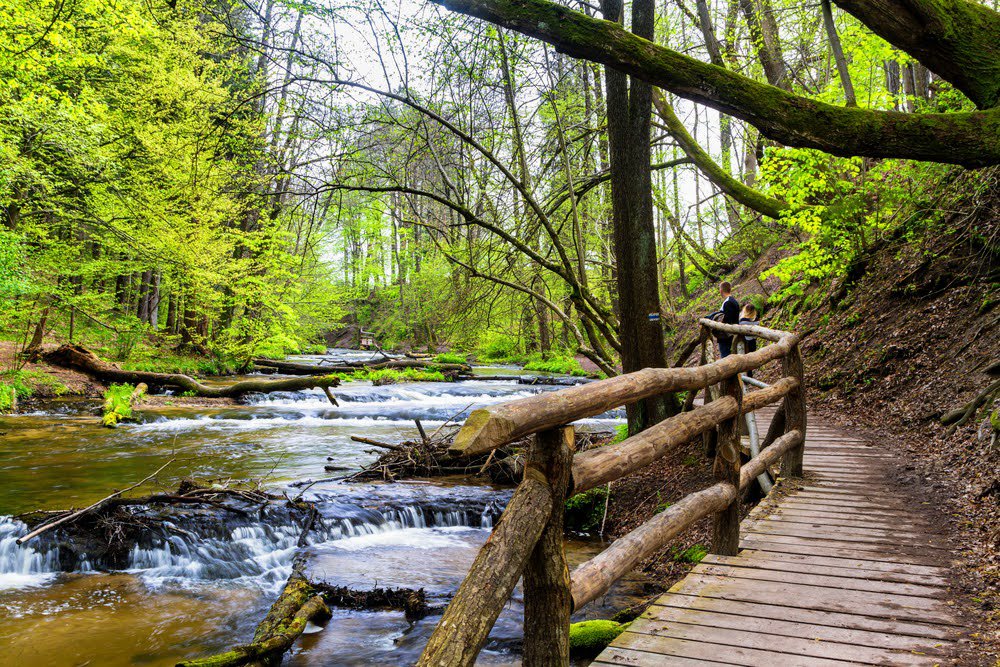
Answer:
0;350;639;666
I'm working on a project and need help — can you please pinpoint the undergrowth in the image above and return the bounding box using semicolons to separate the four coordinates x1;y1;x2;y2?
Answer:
0;369;71;412
102;383;145;427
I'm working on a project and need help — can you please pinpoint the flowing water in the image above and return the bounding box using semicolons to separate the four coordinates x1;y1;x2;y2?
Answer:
0;351;638;666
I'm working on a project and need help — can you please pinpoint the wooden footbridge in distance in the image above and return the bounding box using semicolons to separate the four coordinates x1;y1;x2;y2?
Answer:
415;319;968;666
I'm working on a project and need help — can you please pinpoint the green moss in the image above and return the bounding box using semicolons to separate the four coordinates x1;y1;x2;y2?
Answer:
564;486;608;533
610;423;629;445
568;620;627;657
102;383;145;427
673;543;708;564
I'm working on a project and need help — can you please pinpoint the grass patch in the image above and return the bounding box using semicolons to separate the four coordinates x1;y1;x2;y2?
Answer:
569;620;627;658
0;369;72;412
122;353;235;376
102;383;146;427
353;368;448;384
672;543;708;564
433;352;467;364
523;355;586;376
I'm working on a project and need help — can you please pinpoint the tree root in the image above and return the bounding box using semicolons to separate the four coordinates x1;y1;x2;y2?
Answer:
941;377;1000;432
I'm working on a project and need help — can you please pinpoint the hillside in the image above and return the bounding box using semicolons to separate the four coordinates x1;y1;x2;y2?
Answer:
661;166;1000;657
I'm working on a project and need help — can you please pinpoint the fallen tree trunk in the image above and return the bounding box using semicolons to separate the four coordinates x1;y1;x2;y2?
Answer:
178;571;331;667
45;344;340;399
254;357;471;375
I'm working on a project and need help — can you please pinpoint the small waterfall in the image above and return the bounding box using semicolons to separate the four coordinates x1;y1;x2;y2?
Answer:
0;498;500;590
0;517;61;588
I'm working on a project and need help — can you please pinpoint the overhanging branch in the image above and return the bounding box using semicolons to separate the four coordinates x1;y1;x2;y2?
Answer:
432;0;1000;168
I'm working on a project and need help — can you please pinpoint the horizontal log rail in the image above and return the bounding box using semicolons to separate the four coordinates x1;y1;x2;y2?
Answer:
419;321;807;667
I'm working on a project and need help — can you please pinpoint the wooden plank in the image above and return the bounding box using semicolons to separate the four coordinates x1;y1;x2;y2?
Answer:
742;529;947;560
749;518;948;547
724;549;950;579
624;614;947;665
668;573;959;623
694;561;946;598
762;517;937;542
601;633;859;667
739;536;941;566
593;646;728;666
771;508;935;531
652;594;960;640
645;601;954;654
785;492;917;509
778;498;926;518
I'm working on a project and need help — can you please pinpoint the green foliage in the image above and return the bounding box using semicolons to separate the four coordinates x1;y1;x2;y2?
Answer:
101;383;145;427
0;371;33;412
523;354;585;376
760;149;952;299
568;620;627;657
433;352;467;364
477;332;524;363
611;423;629;444
255;334;303;359
0;369;72;412
354;368;448;384
121;353;234;377
564;486;608;533
672;543;708;564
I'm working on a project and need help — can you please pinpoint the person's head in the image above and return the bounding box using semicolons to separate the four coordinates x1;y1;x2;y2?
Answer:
719;281;732;297
742;303;757;320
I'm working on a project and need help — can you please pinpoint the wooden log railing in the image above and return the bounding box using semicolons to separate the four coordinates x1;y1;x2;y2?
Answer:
417;319;806;667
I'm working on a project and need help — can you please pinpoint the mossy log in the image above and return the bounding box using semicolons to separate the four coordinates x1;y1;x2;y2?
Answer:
430;0;1000;168
45;344;340;398
177;573;331;667
102;382;147;427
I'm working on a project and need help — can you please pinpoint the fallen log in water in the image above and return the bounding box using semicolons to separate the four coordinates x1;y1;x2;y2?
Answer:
178;562;442;667
178;570;331;667
45;344;340;400
254;357;471;375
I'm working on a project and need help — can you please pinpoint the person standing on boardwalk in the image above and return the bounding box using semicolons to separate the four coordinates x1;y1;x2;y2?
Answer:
708;281;740;357
739;302;760;355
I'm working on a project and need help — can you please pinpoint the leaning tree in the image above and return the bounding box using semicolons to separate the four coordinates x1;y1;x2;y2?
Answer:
430;0;1000;168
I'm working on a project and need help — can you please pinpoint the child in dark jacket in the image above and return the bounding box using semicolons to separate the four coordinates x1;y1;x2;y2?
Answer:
739;303;760;354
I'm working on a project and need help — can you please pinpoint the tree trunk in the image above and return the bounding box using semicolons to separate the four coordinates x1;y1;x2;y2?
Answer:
600;0;673;434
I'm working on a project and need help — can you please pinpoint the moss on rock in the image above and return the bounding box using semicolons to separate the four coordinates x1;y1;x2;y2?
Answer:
568;619;627;658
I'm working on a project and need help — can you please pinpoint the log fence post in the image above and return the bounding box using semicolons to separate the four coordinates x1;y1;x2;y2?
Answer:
780;344;807;477
711;374;742;556
523;426;575;666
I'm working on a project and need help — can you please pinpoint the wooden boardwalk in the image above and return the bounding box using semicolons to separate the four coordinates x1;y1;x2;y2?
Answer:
595;414;967;666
